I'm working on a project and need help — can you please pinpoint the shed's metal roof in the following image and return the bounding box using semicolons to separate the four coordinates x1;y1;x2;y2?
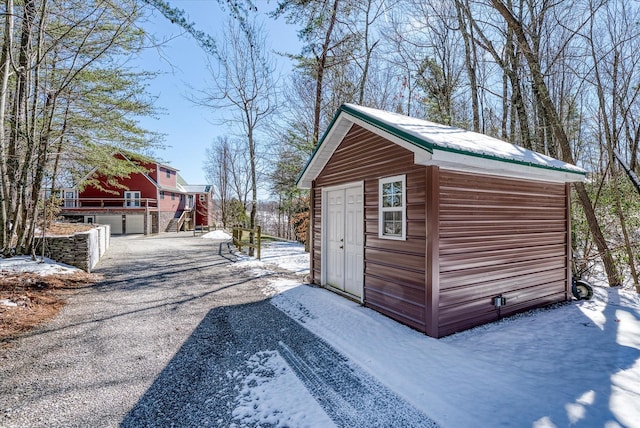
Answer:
297;103;587;188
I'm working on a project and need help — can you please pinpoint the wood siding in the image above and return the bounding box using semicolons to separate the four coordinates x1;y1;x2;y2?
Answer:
437;171;569;336
310;125;570;338
80;171;157;200
313;125;428;330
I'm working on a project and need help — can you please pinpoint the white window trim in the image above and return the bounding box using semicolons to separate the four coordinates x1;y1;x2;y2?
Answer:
124;191;141;207
378;174;406;240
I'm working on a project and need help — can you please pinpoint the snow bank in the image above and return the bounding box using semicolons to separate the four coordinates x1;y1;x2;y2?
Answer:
0;256;80;276
202;230;232;240
231;240;309;279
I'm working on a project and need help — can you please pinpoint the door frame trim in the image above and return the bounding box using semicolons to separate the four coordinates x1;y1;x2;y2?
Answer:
321;181;364;302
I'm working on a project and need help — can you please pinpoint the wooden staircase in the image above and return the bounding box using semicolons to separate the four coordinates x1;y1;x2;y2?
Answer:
165;210;191;232
166;217;180;232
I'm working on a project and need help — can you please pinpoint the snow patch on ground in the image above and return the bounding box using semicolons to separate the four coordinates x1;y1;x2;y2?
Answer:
229;240;310;281
230;351;335;428
256;242;310;275
0;256;80;276
271;282;640;427
229;258;276;279
201;230;232;240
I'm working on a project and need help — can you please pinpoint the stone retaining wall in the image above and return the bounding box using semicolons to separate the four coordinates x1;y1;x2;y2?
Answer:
33;225;110;273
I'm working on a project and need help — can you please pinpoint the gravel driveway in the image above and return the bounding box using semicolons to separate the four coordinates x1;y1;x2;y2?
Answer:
0;233;435;427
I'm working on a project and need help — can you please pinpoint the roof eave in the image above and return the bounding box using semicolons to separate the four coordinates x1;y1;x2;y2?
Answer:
297;109;355;189
424;149;587;183
297;103;587;188
297;106;435;189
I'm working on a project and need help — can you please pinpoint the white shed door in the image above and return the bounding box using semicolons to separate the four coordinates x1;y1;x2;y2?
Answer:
344;186;364;296
325;184;363;299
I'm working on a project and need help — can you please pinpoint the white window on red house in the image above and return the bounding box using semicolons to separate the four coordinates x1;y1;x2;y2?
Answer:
171;193;175;200
199;194;205;202
124;191;141;207
160;191;165;199
166;169;171;179
379;175;406;240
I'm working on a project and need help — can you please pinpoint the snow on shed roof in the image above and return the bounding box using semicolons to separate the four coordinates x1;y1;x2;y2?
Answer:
297;103;587;188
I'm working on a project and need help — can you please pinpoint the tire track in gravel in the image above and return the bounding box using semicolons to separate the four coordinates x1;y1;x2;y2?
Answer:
1;233;436;427
121;299;437;427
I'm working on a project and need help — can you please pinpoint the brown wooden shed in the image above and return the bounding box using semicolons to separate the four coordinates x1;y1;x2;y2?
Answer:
297;104;587;338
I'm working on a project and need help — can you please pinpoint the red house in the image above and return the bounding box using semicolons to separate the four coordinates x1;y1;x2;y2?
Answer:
60;152;214;234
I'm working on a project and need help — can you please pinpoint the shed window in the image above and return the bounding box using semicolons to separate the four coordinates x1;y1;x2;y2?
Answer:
379;175;406;240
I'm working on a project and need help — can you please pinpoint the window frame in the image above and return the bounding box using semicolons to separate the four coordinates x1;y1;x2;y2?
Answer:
124;191;141;207
378;174;406;240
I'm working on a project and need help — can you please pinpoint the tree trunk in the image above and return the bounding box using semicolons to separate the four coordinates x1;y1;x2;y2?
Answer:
454;0;480;131
0;0;15;250
612;175;639;291
248;125;257;257
312;0;340;144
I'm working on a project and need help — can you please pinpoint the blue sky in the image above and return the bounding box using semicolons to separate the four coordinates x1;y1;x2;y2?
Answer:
134;1;301;186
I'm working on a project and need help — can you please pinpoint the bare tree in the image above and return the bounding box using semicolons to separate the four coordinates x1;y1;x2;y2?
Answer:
200;18;276;255
272;0;352;144
582;0;640;291
454;0;480;131
204;136;230;228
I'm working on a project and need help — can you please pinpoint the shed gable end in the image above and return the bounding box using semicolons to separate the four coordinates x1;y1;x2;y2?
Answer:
313;124;429;331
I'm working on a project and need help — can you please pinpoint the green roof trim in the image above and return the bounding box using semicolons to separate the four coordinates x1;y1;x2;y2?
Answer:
295;106;345;186
297;104;586;186
340;104;586;177
340;104;435;154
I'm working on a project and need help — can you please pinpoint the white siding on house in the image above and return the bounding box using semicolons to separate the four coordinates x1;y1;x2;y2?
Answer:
94;214;144;234
126;215;144;234
96;215;122;234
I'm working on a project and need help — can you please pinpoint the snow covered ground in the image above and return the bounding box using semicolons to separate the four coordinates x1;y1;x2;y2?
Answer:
3;238;639;427
232;240;640;428
0;256;80;276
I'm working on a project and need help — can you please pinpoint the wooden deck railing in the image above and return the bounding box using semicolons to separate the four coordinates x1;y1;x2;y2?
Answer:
60;198;158;209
